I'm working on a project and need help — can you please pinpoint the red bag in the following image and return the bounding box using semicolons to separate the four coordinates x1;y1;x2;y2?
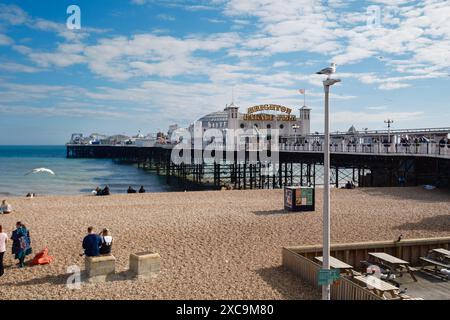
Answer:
31;248;54;265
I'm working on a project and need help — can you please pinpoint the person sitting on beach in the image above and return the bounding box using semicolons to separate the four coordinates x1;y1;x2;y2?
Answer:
127;186;137;194
345;181;354;189
93;187;102;196
11;222;32;268
99;228;113;255
82;226;102;257
138;186;146;193
102;186;110;196
0;200;13;214
0;225;7;277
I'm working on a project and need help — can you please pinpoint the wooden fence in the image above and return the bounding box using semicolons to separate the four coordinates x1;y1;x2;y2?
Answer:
282;236;450;300
282;247;381;300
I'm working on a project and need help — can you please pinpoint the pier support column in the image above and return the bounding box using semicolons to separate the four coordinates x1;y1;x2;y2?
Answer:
335;167;339;188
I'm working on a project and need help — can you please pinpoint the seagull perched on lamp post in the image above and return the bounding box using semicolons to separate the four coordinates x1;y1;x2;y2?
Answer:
316;63;337;79
25;168;56;175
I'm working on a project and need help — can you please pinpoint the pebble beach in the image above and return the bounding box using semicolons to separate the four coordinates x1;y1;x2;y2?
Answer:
0;187;449;300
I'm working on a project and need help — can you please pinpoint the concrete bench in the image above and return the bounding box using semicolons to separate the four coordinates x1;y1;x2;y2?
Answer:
129;252;160;280
85;255;116;283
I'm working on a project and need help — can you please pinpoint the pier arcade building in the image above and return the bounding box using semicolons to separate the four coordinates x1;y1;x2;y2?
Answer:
190;103;311;143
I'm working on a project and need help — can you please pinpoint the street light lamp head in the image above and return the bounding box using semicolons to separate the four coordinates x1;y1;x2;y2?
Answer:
323;78;341;86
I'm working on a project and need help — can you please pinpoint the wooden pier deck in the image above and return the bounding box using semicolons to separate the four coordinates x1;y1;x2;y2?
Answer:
66;143;450;189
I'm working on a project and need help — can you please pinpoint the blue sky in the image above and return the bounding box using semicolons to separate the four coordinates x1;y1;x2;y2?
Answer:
0;0;449;144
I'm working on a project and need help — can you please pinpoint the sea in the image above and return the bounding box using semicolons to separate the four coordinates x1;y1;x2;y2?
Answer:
0;146;174;196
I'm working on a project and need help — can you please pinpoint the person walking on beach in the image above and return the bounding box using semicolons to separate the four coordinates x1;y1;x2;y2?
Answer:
99;228;113;255
82;226;102;257
0;225;7;276
11;222;32;268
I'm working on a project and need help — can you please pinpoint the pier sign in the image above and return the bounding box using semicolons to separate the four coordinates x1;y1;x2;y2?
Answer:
244;104;297;121
243;114;296;121
247;104;292;115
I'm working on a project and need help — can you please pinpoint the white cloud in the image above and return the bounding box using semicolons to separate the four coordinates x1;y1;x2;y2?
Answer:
0;4;29;25
157;14;176;21
312;110;424;127
0;62;43;73
366;105;388;111
272;61;290;68
12;44;32;54
0;33;13;45
378;82;411;90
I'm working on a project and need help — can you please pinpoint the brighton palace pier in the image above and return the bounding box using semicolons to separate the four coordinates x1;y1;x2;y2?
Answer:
67;103;450;190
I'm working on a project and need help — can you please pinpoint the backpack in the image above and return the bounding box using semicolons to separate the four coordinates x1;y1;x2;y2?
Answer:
31;248;54;265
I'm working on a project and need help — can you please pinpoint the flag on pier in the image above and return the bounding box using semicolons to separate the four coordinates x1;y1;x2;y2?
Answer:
299;89;306;106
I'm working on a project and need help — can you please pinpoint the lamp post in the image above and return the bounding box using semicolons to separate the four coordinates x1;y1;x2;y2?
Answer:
384;119;394;143
322;78;341;300
292;124;300;144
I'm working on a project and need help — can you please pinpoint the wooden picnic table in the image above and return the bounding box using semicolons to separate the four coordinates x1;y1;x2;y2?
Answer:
431;248;450;257
418;248;450;280
369;252;408;264
315;256;353;270
368;252;417;281
353;275;399;299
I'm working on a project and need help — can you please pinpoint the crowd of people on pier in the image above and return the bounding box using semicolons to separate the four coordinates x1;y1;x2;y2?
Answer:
288;135;450;149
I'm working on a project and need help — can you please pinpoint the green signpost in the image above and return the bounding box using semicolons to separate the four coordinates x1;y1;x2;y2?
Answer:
318;269;340;286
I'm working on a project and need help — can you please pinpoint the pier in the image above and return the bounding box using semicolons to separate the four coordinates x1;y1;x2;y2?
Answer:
66;139;450;190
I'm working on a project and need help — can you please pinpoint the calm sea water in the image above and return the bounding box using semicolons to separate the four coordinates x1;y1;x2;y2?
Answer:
0;146;173;196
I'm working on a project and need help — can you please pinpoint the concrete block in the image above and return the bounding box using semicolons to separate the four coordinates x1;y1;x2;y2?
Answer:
129;251;160;279
85;255;116;283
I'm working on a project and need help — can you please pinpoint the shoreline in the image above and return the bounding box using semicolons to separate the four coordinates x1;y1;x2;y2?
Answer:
0;184;391;199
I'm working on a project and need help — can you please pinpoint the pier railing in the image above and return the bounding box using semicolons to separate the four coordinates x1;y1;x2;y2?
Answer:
279;142;450;158
67;141;450;159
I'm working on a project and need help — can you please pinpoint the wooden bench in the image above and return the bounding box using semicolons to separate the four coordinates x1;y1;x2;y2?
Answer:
353;275;400;299
419;257;449;280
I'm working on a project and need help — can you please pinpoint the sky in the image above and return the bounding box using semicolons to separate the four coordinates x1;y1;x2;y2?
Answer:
0;0;449;145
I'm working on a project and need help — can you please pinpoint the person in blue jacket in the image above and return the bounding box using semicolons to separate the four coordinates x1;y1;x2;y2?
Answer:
82;226;102;257
11;221;32;268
